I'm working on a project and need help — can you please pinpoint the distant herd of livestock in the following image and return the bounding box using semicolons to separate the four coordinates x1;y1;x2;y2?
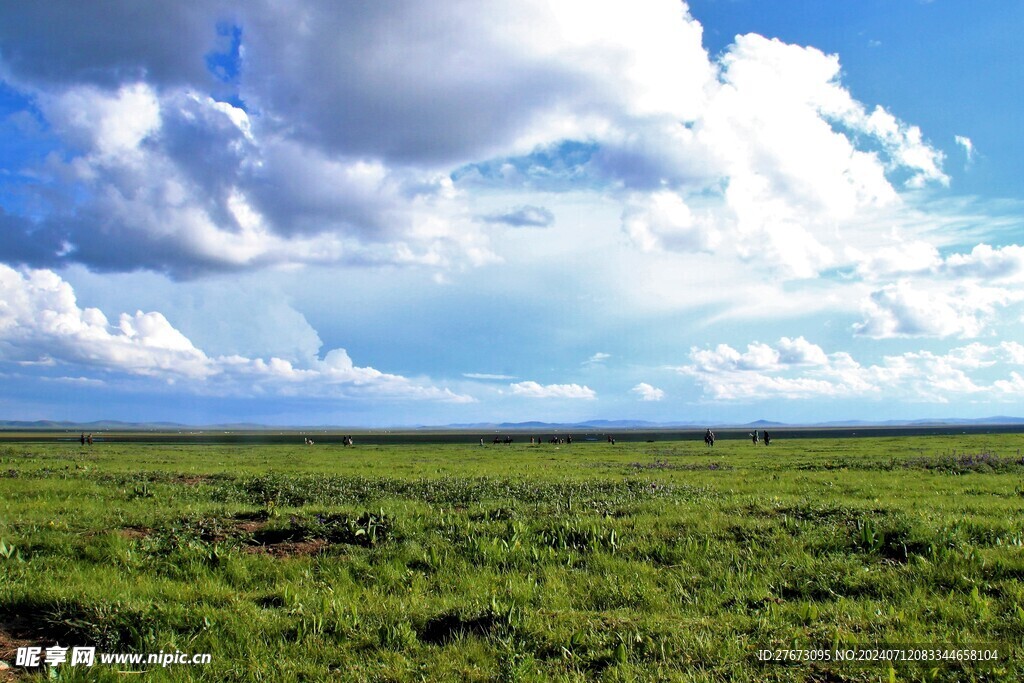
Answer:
298;431;776;447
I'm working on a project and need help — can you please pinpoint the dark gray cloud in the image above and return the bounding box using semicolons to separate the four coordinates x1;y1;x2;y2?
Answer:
0;1;226;89
0;208;64;268
0;1;595;276
157;93;255;198
235;1;594;167
0;1;716;277
0;1;950;282
480;205;554;228
0;210;249;281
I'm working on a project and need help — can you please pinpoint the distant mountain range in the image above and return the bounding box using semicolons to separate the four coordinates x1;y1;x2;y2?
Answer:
806;416;1024;427
438;416;1024;430
444;419;672;430
4;416;1023;431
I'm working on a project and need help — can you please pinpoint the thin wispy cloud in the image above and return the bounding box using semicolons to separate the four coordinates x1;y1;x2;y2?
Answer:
955;135;976;166
479;206;555;228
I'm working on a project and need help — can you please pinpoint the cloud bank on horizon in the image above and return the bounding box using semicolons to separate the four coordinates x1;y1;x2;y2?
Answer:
1;1;1022;425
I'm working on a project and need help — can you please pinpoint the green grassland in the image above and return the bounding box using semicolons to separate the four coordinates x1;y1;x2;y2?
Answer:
0;434;1022;681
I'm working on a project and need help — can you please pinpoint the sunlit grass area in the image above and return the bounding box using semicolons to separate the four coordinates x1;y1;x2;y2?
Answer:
1;434;1022;681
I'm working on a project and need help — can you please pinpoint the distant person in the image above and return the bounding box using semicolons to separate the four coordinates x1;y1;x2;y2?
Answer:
704;429;715;447
751;430;758;445
87;434;93;446
480;438;485;447
764;431;772;446
80;433;86;446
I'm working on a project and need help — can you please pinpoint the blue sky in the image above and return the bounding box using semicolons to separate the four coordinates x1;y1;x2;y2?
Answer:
2;1;1023;427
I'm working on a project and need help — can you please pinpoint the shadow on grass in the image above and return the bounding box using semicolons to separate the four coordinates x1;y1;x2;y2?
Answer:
0;597;150;651
416;610;502;645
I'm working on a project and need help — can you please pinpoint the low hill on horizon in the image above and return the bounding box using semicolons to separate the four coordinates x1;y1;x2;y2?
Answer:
5;416;1024;431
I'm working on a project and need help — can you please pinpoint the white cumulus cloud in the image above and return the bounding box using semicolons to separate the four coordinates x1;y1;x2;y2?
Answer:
509;381;596;399
854;280;1024;340
0;265;472;402
622;191;719;253
631;383;665;401
678;337;1024;403
0;265;213;379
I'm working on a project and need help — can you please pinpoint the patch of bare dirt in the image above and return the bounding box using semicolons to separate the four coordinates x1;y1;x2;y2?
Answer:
0;626;29;658
0;625;30;680
116;526;152;540
116;513;344;558
234;521;264;534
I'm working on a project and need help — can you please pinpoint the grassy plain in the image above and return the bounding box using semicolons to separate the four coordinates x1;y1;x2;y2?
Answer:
0;433;1022;681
